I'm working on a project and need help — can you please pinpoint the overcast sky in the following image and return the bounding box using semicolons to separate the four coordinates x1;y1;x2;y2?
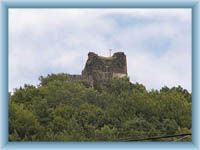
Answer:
9;8;191;92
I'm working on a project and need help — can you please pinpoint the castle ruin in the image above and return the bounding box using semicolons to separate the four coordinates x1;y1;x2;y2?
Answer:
67;51;128;88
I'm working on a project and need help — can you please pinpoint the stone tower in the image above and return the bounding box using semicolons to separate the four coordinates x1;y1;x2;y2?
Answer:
82;52;127;88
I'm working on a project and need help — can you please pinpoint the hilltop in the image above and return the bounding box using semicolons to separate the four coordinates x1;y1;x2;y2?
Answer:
9;73;191;141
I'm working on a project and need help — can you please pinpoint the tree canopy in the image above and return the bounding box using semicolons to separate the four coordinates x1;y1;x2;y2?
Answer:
9;73;191;141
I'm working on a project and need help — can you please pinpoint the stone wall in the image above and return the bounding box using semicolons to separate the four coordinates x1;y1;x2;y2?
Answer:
66;74;83;81
81;52;128;88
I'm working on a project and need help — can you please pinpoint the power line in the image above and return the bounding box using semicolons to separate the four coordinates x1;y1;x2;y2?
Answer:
117;133;191;141
174;135;191;141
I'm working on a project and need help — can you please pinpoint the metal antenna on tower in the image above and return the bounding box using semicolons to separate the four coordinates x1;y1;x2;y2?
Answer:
109;49;112;57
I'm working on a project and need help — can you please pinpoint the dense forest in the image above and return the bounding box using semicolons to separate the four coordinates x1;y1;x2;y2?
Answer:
9;73;192;141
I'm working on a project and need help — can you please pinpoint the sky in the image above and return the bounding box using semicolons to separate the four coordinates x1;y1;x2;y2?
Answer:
9;8;192;92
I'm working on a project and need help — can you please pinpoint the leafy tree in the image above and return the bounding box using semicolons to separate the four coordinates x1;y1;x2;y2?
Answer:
9;73;192;141
9;101;43;141
95;125;117;140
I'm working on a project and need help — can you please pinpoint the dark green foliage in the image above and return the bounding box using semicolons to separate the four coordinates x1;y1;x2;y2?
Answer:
9;73;192;141
9;102;44;141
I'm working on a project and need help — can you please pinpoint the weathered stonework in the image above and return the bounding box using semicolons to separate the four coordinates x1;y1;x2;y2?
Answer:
66;52;128;89
82;52;127;88
65;74;83;81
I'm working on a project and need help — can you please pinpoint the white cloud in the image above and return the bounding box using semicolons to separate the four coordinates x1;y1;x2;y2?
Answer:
9;8;191;92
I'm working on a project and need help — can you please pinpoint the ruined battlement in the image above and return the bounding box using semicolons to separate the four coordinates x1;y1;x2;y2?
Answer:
66;74;83;81
81;52;127;88
65;52;128;89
